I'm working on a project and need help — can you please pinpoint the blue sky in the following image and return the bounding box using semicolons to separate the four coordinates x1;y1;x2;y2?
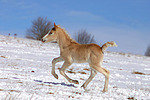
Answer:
0;0;150;55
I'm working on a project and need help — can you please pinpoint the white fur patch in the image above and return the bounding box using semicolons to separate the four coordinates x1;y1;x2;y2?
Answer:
43;33;49;39
47;30;51;34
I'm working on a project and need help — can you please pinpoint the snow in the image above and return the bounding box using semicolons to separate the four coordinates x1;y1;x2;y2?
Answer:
0;35;150;100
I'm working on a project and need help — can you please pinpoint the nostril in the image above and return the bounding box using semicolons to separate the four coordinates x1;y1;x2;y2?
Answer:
42;39;46;42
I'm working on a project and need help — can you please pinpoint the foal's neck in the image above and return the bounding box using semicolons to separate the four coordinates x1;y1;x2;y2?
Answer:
57;29;72;51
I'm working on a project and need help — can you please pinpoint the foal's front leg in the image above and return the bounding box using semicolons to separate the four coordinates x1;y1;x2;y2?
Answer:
52;57;64;79
59;61;79;84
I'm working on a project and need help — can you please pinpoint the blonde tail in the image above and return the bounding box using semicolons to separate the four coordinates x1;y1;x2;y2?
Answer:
102;41;117;53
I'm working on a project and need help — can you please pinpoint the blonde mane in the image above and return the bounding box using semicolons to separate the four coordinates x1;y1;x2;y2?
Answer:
57;25;77;43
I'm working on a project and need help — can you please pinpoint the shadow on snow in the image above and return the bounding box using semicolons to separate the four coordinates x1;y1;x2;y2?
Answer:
34;80;77;88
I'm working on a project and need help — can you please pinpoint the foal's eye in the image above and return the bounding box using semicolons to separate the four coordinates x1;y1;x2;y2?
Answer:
49;32;54;35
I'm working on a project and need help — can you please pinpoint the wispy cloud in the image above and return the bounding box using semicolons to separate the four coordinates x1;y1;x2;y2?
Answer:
0;0;38;20
67;11;109;23
0;0;10;3
0;0;35;9
68;11;99;18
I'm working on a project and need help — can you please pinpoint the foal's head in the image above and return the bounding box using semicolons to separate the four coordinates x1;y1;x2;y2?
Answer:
42;23;58;43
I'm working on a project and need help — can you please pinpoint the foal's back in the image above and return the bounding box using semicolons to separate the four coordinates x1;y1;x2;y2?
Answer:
65;43;103;64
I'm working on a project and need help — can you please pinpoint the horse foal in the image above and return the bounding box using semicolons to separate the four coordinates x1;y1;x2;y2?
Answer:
42;23;117;92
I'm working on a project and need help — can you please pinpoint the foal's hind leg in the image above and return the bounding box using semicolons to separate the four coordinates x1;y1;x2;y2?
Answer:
93;65;110;92
59;61;79;84
81;68;97;89
52;57;64;79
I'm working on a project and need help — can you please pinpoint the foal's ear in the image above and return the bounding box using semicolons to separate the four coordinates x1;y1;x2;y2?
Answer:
54;23;58;28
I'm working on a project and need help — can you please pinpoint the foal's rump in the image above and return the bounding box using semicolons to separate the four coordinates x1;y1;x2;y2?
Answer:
70;43;103;63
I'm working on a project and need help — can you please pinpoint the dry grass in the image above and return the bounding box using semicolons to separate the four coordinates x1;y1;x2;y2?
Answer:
127;96;137;100
78;71;87;74
67;70;76;74
0;56;6;58
83;68;90;71
0;89;4;91
132;71;145;75
132;71;150;75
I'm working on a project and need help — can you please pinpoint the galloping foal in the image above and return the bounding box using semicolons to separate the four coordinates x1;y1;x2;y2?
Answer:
42;23;117;92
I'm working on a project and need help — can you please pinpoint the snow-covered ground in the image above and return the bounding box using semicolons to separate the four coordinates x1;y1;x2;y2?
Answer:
0;35;150;100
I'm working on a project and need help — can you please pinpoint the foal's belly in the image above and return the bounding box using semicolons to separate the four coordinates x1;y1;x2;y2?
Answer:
72;54;90;63
73;58;88;63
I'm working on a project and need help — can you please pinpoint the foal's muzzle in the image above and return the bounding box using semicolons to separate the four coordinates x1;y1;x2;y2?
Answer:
41;38;46;43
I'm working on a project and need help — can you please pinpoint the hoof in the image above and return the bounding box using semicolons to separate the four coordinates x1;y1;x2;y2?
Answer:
102;89;108;93
81;84;85;89
52;73;58;79
72;80;79;84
